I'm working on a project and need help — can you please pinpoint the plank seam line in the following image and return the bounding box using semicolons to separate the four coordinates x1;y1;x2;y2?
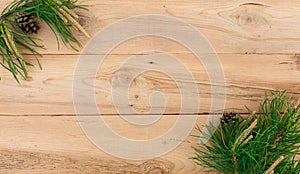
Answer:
0;112;279;117
2;53;299;56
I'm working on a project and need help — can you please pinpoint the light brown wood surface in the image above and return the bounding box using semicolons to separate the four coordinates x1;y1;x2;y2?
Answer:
0;0;300;173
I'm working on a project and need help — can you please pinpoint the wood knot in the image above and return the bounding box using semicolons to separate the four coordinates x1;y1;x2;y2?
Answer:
230;4;269;28
234;11;264;26
148;167;164;174
78;17;87;27
239;15;254;25
140;161;171;174
117;69;135;85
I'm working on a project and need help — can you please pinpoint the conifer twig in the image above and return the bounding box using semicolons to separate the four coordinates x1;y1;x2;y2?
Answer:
233;154;238;174
0;0;89;82
58;7;90;38
264;156;285;174
233;119;257;149
192;91;300;173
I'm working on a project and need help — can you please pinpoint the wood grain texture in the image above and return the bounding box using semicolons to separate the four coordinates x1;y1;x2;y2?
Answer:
0;0;300;173
0;115;209;174
0;53;299;115
1;0;300;54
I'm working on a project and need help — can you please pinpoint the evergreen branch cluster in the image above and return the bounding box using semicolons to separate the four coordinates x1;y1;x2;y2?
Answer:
0;0;89;82
192;91;300;173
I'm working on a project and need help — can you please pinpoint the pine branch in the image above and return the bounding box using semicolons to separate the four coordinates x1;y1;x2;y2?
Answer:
192;91;300;173
0;0;90;82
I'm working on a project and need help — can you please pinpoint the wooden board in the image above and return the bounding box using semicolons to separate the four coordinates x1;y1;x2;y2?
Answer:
0;53;299;115
0;115;210;174
2;0;300;54
0;0;300;173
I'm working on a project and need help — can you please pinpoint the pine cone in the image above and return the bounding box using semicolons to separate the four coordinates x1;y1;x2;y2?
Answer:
221;112;238;126
16;14;40;34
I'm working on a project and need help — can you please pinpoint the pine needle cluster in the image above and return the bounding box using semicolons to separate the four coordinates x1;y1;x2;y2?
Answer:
0;0;89;82
192;91;300;173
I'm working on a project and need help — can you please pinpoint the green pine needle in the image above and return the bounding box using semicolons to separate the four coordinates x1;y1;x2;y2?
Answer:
0;0;89;82
192;91;300;173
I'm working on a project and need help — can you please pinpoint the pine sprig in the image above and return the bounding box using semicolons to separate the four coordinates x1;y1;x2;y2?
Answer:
192;91;300;173
0;0;89;82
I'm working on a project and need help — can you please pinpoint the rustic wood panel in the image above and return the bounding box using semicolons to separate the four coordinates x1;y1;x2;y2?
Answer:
0;115;209;174
0;0;300;173
1;0;300;54
0;53;299;115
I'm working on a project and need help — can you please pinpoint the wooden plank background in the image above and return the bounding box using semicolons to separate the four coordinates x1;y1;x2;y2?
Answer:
0;0;300;173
